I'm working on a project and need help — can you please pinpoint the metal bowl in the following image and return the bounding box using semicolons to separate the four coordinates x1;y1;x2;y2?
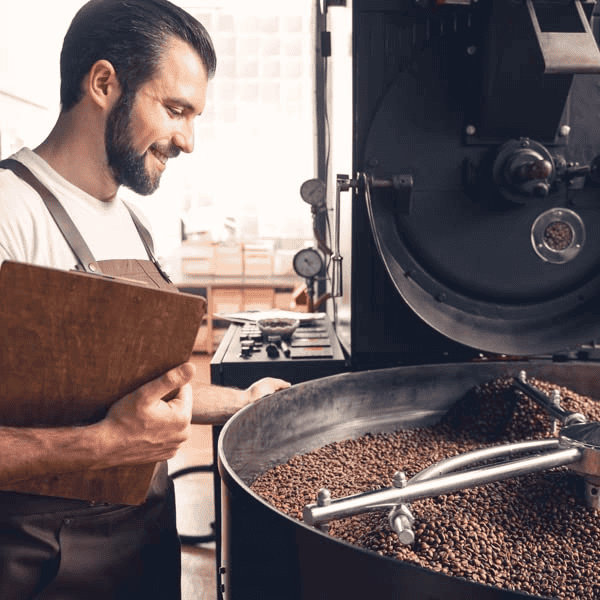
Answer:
257;318;300;338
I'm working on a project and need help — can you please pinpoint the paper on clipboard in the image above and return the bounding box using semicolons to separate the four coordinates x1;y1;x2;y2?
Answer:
215;309;324;324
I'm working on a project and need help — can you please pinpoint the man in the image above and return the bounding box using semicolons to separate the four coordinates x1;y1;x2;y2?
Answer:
0;1;289;598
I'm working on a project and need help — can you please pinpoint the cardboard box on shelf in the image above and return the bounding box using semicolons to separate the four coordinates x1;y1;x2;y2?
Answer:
182;255;214;275
243;244;274;277
192;323;209;352
244;287;275;312
212;288;244;314
214;243;243;276
274;291;294;310
181;236;215;275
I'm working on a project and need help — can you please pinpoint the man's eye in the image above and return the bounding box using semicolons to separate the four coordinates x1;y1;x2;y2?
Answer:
168;106;184;117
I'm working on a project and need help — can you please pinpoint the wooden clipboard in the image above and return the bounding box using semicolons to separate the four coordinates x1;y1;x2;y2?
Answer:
0;261;206;504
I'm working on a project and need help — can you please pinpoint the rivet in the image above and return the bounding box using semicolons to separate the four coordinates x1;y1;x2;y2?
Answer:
558;125;571;137
317;488;331;506
393;471;408;488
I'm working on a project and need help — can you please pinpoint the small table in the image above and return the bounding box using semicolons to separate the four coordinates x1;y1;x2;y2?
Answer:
209;315;347;599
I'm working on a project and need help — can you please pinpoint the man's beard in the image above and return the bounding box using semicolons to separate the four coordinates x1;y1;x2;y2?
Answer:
105;90;179;196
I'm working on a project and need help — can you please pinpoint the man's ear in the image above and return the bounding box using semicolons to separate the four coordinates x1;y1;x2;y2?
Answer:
86;59;121;110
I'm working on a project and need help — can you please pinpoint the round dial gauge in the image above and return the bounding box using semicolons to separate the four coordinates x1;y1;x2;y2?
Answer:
300;178;326;207
293;248;324;278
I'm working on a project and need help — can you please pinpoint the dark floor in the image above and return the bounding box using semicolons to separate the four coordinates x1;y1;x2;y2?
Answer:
168;354;217;600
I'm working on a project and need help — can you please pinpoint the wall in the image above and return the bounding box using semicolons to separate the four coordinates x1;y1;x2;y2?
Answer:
0;0;86;150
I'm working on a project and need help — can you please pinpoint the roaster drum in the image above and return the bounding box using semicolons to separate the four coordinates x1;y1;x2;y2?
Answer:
219;360;600;600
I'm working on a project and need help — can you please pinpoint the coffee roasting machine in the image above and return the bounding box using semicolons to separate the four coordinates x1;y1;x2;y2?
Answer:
335;0;600;368
217;1;600;599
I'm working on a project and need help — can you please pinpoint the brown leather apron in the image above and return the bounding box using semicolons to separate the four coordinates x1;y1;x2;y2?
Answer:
0;159;181;600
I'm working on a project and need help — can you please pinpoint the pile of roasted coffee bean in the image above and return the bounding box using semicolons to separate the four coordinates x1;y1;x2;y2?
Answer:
250;377;600;599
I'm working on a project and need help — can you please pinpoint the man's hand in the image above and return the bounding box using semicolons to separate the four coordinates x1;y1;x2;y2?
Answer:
0;362;197;485
243;377;291;403
91;362;196;468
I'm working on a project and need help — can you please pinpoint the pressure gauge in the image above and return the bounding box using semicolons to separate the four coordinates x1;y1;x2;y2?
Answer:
293;247;324;278
300;178;326;208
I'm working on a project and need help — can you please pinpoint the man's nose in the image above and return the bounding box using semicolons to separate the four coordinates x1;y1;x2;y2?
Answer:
173;120;195;154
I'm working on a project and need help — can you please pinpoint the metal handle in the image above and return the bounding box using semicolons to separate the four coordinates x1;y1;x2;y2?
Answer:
331;175;356;298
332;172;412;298
526;0;600;74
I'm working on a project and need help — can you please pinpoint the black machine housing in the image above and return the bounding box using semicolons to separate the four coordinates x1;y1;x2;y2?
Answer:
336;0;600;369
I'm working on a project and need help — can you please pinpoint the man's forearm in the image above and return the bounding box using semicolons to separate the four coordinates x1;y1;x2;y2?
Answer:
191;383;246;425
190;378;292;425
0;424;103;485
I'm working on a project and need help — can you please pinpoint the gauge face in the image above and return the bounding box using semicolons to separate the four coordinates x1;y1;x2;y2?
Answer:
293;248;323;278
300;179;326;207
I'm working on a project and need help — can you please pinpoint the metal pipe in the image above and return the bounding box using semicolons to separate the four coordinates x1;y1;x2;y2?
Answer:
303;446;582;526
331;175;350;298
409;438;561;484
513;371;587;426
331;173;395;298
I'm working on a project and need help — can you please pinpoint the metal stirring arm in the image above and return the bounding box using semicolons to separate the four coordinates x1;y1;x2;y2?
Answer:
303;438;582;538
512;371;587;427
304;371;600;542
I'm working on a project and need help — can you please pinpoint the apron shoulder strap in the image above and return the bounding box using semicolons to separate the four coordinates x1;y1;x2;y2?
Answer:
123;203;172;283
0;158;100;273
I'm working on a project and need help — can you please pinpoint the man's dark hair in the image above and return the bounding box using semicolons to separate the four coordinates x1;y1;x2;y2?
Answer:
60;0;217;111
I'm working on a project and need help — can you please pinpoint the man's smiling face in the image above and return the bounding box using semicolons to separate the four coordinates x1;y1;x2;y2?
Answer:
105;37;208;195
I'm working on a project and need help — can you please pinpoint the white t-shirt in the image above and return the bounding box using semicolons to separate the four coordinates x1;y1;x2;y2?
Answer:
0;148;150;270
